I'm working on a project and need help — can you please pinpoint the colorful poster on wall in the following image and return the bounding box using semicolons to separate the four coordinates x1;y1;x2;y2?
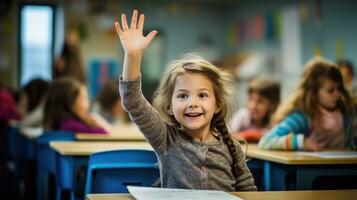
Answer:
88;59;117;99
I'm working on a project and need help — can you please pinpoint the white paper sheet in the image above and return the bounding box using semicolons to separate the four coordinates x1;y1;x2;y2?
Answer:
298;151;357;158
127;186;242;200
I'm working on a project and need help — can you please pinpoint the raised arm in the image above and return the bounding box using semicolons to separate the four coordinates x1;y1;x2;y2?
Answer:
114;10;157;80
115;11;171;154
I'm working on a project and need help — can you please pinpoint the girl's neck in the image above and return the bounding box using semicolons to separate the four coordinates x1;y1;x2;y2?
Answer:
317;104;339;113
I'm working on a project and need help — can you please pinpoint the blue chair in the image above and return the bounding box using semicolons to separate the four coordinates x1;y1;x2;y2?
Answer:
36;130;75;200
3;125;24;199
84;149;159;196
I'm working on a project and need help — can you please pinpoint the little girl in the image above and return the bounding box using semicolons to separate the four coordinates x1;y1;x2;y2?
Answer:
229;77;280;143
259;58;357;151
115;10;256;191
43;77;110;134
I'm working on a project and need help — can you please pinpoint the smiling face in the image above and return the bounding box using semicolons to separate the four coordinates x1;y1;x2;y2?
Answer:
169;73;220;137
317;78;341;110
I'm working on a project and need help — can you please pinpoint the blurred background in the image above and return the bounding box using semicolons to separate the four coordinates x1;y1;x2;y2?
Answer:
0;0;356;106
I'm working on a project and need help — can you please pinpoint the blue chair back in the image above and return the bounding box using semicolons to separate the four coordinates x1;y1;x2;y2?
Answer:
85;149;159;195
6;126;24;159
36;130;75;200
36;130;75;173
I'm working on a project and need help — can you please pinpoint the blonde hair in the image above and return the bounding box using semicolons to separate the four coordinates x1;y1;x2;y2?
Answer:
273;57;355;123
153;54;246;189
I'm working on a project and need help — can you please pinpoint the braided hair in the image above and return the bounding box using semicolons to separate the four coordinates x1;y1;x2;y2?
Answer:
215;118;245;188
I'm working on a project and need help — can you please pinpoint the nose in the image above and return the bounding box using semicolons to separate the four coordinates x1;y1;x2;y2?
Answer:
188;96;199;108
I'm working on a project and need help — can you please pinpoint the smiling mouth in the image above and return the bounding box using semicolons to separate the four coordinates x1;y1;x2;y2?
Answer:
184;113;203;117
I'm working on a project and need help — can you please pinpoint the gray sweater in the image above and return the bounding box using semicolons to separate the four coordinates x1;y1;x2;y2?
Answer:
119;77;256;191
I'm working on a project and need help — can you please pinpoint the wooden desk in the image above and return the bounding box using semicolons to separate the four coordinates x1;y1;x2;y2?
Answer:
50;141;153;198
50;141;152;155
246;144;357;165
86;190;357;200
245;144;357;190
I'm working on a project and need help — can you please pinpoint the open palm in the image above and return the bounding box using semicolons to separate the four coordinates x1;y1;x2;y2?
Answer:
115;10;157;55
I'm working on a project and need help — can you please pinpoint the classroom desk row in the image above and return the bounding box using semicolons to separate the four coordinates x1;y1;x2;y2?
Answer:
7;124;357;198
245;145;357;190
49;140;357;198
86;190;357;200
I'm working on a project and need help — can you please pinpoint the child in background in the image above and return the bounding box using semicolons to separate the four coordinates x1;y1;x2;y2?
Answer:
259;58;357;151
43;77;110;134
17;78;50;138
94;78;130;125
337;59;357;98
229;77;280;143
115;10;256;191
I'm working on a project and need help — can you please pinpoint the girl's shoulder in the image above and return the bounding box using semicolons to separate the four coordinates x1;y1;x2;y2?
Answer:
281;110;311;127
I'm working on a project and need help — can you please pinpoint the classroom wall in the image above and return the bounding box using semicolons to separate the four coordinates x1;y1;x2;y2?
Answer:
1;0;357;92
0;1;18;88
62;0;230;100
63;0;229;75
301;0;357;66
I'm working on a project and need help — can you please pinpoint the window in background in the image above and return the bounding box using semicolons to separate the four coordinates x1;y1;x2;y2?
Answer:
19;5;54;86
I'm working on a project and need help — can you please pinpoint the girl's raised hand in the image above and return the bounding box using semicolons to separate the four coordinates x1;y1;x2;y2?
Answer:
115;10;157;56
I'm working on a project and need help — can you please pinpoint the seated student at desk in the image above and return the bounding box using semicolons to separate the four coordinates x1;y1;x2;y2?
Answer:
229;77;280;143
259;58;357;151
17;78;49;138
93;78;131;125
43;77;110;134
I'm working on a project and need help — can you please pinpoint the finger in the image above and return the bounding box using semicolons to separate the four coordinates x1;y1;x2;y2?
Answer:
114;22;123;35
145;30;158;46
121;14;129;31
130;10;138;30
137;14;145;31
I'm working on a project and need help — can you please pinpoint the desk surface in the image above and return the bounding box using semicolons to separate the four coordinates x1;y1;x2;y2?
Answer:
86;190;357;200
246;144;357;165
50;141;152;156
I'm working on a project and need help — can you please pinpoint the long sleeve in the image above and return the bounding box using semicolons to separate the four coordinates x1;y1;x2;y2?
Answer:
258;111;308;150
119;76;173;155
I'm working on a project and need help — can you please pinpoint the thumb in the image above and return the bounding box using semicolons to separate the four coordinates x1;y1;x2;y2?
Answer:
144;30;158;47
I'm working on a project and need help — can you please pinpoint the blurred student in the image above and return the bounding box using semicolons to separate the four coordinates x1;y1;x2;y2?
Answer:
229;77;280;143
337;59;357;98
43;77;110;134
17;78;49;138
53;28;86;84
259;58;357;151
115;10;256;191
0;84;21;122
94;78;130;125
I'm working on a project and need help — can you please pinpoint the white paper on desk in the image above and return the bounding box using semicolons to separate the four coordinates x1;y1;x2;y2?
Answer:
127;186;242;200
298;151;357;158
